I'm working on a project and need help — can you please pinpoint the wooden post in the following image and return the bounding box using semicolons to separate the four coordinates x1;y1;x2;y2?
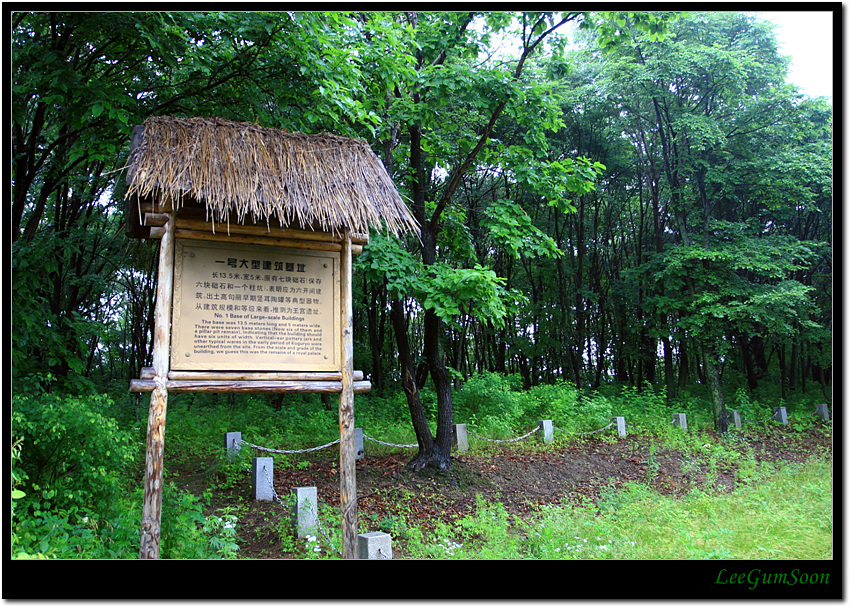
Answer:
338;229;357;559
139;213;175;559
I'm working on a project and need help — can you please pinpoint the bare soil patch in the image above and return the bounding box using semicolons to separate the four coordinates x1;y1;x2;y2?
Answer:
173;424;832;559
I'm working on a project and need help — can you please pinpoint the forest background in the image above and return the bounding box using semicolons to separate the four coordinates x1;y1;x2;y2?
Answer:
10;11;833;560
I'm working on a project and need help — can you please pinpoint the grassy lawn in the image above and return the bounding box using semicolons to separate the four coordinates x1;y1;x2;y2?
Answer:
402;455;832;560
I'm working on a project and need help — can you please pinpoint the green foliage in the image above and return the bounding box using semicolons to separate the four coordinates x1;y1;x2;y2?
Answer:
424;264;519;327
582;11;678;52
403;455;831;560
12;500;140;559
358;232;524;328
647;228;822;357
481;200;562;259
357;232;423;299
12;392;138;515
159;486;237;559
454;373;618;436
453;372;531;434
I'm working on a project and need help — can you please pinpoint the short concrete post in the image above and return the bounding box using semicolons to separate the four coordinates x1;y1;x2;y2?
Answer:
729;410;742;429
291;486;318;538
612;416;626;437
772;406;788;425
225;432;242;462
672;413;688;430
537;420;554;444
815;403;830;421
252;457;275;501
358;531;392;559
355;428;365;460
453;423;469;452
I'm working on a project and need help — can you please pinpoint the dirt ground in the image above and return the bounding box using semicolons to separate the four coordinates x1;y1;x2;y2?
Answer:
173;423;832;559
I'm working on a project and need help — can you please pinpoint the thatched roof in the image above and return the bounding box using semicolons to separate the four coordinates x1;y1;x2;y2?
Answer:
125;116;418;237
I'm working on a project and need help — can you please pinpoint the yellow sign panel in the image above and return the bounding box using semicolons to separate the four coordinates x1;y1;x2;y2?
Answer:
170;239;340;371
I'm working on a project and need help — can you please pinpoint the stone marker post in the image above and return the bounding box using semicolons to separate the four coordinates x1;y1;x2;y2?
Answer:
358;532;392;559
453;424;469;452
537;420;554;444
292;486;319;538
252;457;275;501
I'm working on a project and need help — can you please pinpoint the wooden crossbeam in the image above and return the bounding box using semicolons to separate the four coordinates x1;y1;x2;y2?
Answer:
137;367;364;382
129;379;371;393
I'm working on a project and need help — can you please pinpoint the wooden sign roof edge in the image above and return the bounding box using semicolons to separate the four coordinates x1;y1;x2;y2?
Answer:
124;115;419;240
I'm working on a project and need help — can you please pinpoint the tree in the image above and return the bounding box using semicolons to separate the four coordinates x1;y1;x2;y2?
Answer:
353;11;634;469
11;11;384;390
593;12;829;431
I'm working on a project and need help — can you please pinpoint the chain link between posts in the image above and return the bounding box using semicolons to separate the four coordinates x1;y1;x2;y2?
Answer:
233;417;618;558
237;437;340;455
469;425;540;443
236;418;621;458
363;435;418;449
742;413;778;424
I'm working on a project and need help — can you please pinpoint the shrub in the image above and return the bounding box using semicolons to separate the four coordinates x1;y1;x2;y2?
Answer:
453;372;533;433
12;392;138;516
613;384;674;432
530;385;616;434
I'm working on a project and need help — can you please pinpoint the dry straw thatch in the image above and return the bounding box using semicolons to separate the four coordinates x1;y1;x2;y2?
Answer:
125;116;418;237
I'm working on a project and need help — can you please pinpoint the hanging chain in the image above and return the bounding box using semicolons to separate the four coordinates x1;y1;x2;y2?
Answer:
238;438;340;455
469;425;540;443
363;435;418;449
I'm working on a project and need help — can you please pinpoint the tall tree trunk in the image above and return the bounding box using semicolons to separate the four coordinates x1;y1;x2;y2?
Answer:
405;116;454;470
389;297;434;454
777;344;788;401
741;338;759;392
365;277;388;396
677;331;690;391
703;346;729;435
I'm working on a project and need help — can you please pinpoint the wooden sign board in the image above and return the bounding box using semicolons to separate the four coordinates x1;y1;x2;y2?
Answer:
170;238;341;372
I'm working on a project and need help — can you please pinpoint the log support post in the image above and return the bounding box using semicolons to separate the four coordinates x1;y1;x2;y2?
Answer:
139;214;175;559
339;230;357;558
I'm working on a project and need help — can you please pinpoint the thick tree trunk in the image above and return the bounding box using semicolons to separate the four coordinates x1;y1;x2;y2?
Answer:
389;297;434;455
407;308;453;471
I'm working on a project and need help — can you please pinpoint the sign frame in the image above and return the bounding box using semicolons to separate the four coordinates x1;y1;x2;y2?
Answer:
170;237;342;373
134;213;363;560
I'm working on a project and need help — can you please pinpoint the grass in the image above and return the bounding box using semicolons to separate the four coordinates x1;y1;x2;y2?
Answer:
12;377;832;561
408;454;832;560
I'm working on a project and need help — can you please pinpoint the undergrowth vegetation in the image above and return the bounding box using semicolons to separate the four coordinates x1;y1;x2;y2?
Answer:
11;373;832;559
412;457;832;560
